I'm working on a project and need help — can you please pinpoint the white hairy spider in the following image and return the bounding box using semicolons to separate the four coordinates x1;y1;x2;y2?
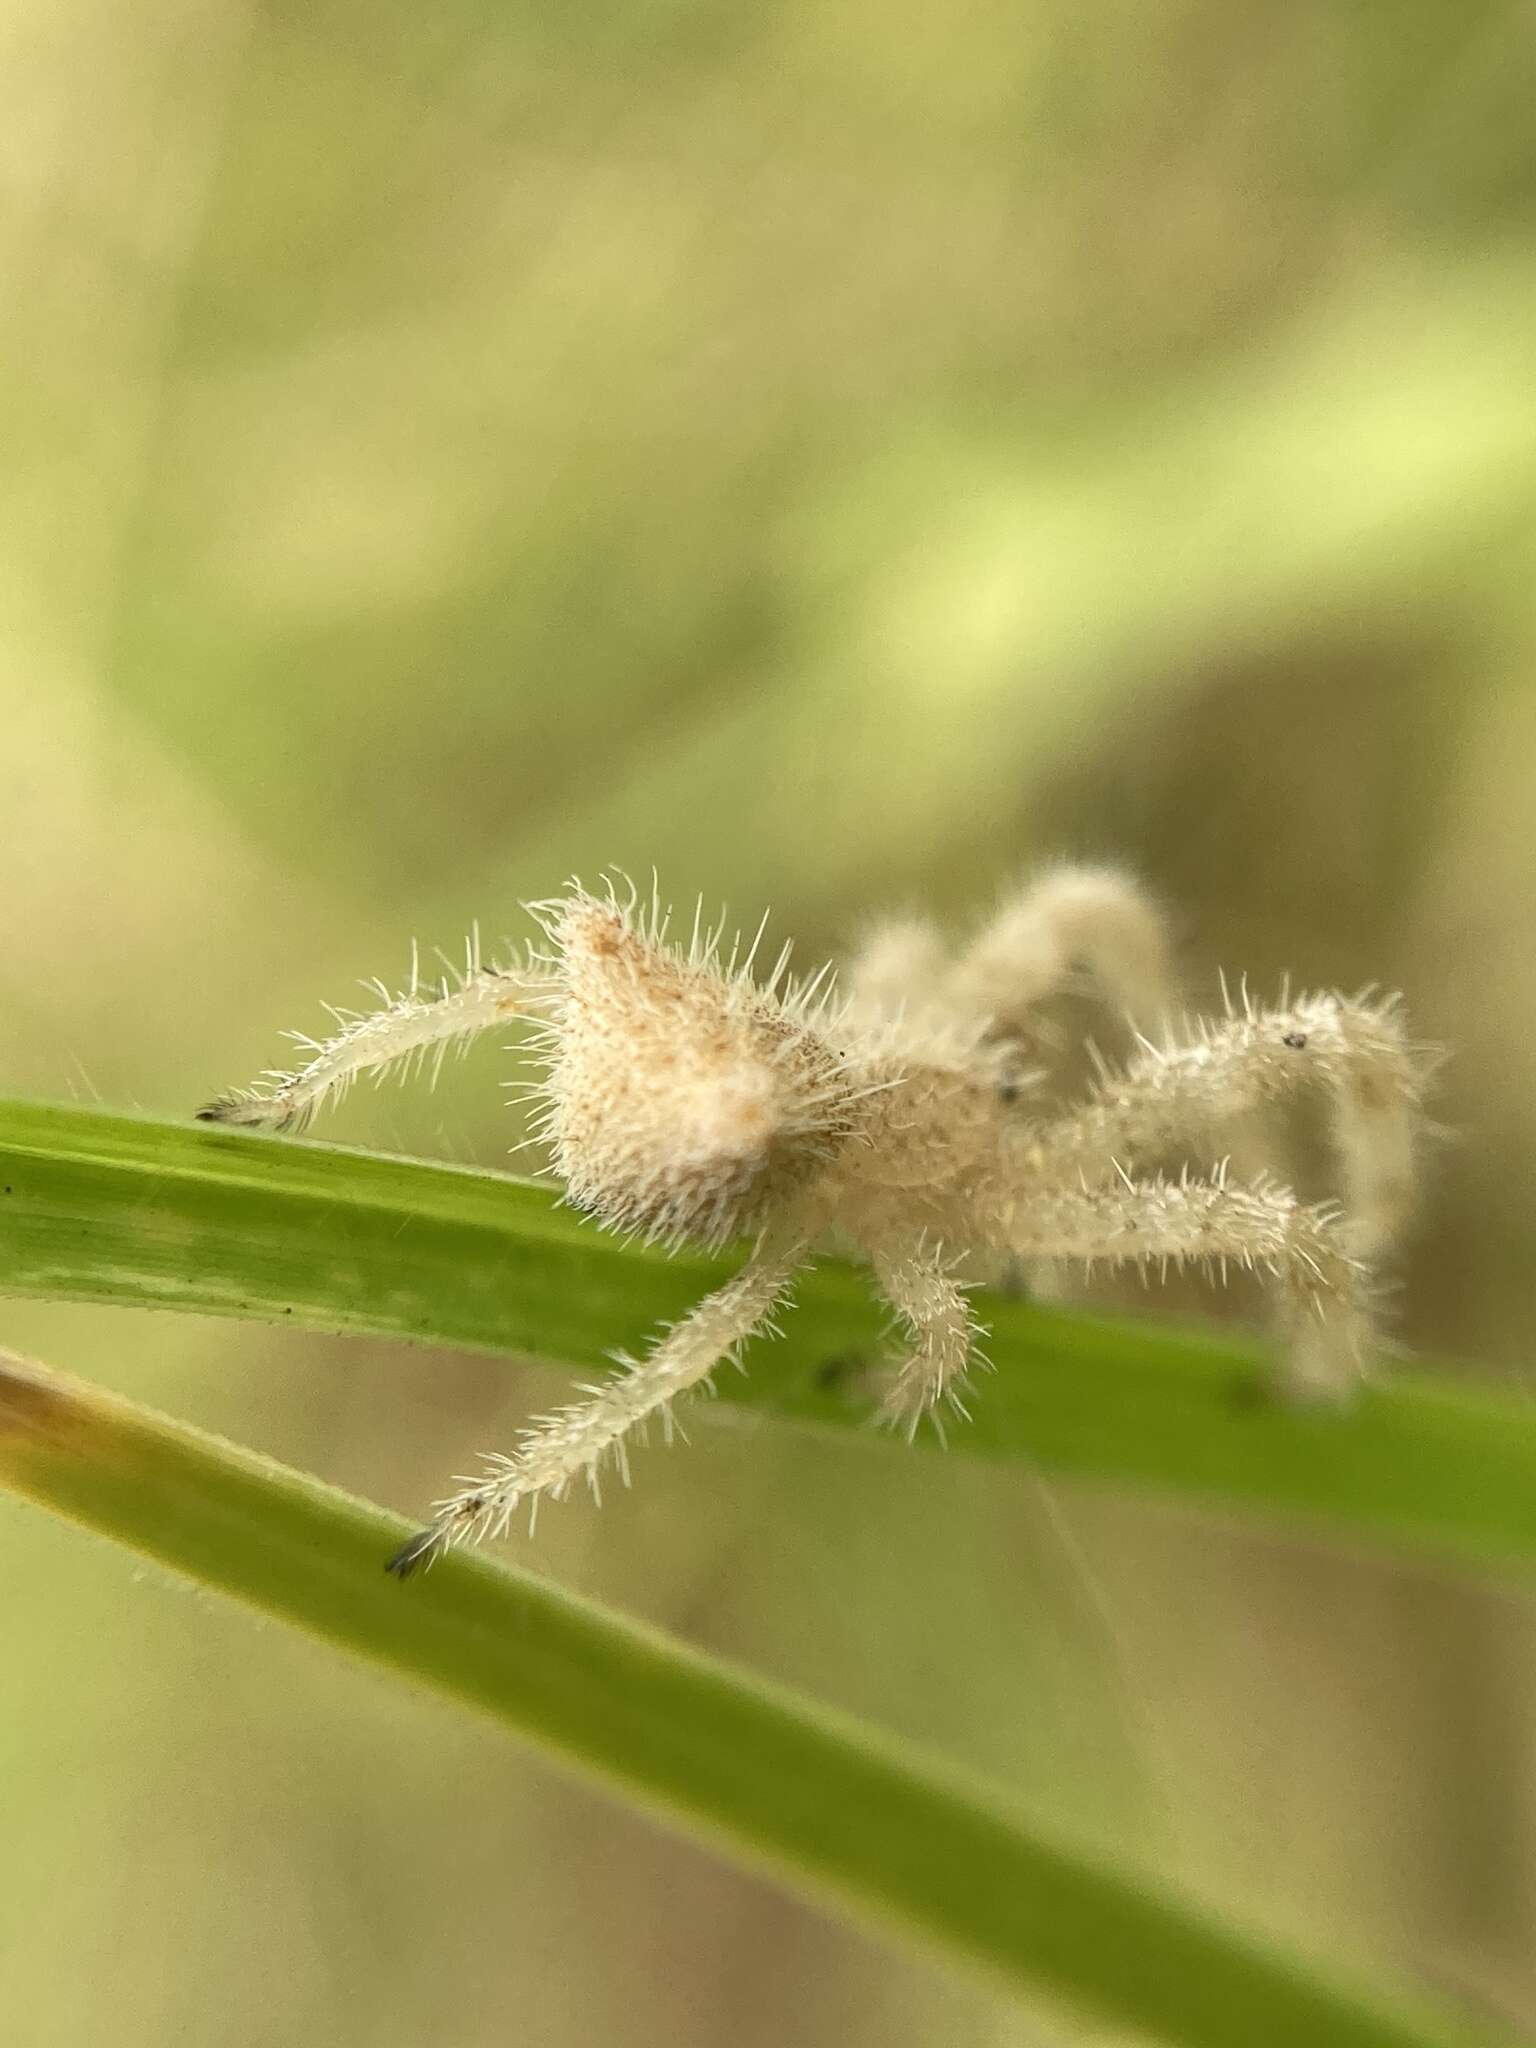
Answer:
199;870;1428;1577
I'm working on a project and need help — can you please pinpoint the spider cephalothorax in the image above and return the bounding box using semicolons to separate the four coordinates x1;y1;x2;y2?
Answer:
200;869;1429;1575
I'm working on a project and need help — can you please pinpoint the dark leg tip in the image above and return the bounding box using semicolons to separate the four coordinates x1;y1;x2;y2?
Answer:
385;1526;442;1579
196;1095;297;1133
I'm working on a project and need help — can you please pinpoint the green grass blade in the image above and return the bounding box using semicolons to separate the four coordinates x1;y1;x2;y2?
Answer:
1;1096;1534;1575
0;1345;1500;2048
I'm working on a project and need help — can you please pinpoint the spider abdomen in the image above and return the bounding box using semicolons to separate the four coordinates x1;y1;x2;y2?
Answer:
540;896;860;1248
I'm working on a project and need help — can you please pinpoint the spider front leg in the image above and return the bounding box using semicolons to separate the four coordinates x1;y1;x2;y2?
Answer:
870;1242;983;1436
387;1238;808;1576
996;1172;1371;1398
197;944;558;1132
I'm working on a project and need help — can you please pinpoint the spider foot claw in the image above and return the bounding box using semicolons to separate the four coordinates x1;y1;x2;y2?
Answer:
385;1525;444;1579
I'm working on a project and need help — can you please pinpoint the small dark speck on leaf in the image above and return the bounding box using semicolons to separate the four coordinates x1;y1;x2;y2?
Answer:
815;1351;866;1392
1226;1369;1275;1415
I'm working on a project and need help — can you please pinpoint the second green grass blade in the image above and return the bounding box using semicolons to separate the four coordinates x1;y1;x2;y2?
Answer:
1;1096;1535;1575
0;1346;1499;2048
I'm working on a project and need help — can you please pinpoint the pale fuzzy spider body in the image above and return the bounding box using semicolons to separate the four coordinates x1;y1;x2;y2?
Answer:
199;871;1429;1576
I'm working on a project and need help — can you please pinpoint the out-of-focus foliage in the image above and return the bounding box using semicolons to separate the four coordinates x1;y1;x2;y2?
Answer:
3;1;1536;2044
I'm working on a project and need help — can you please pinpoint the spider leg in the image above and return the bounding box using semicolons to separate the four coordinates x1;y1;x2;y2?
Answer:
993;1170;1370;1397
941;868;1174;1307
1028;990;1425;1259
841;915;948;1028
197;946;559;1132
387;1238;807;1574
948;866;1174;1040
871;1241;981;1435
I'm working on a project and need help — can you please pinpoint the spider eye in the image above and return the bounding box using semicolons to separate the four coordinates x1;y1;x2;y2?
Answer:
1282;1031;1309;1050
996;1080;1021;1105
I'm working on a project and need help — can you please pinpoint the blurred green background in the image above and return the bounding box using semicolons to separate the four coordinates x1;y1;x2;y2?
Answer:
4;0;1536;2041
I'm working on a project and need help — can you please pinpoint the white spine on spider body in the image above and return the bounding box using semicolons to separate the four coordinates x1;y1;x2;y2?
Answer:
198;870;1430;1575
